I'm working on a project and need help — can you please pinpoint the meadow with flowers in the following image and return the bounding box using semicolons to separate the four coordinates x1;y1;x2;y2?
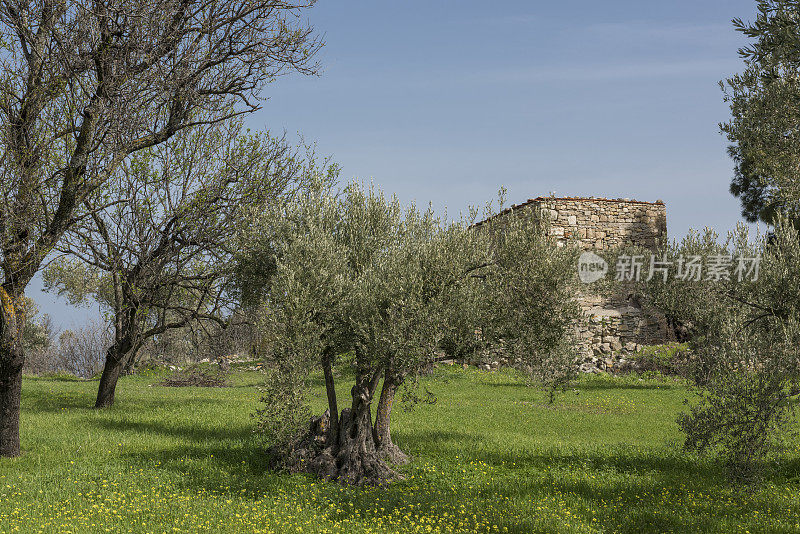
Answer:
1;365;799;533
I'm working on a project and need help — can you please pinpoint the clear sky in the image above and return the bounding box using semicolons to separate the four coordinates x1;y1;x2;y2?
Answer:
30;0;761;326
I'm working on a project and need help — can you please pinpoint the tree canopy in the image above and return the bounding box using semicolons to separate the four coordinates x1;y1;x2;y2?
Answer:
43;120;324;407
0;0;321;457
722;0;800;223
237;181;579;485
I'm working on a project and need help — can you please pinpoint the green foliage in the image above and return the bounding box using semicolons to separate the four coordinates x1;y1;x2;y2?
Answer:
237;179;579;458
639;219;800;482
20;298;53;356
722;0;800;223
42;257;112;310
254;365;312;469
678;356;797;484
628;343;693;378
636;226;736;339
478;210;580;390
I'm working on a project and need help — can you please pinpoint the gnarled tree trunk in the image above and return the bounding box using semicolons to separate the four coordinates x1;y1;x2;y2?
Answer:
332;372;396;485
0;287;25;457
293;368;399;486
373;370;409;465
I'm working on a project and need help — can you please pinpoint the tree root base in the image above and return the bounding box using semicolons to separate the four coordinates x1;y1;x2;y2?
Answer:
271;409;405;486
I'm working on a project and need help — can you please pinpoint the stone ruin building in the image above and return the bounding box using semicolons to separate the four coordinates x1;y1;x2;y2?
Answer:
475;196;672;372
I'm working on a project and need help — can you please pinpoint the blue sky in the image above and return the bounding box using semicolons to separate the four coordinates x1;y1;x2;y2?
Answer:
31;0;760;325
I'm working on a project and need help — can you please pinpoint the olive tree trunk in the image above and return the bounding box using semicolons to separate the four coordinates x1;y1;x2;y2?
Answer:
300;369;398;485
373;371;409;465
321;347;339;445
333;373;396;485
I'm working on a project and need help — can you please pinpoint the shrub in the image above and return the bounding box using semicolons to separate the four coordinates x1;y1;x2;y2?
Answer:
678;366;797;484
25;321;110;378
254;365;313;471
625;343;693;379
637;220;800;483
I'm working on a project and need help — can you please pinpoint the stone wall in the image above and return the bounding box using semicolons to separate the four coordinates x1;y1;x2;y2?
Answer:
534;196;667;250
574;292;672;373
532;197;671;371
475;196;672;372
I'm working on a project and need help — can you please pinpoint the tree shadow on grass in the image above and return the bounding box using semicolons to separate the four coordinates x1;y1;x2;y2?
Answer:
89;416;254;444
22;396;92;414
493;453;759;533
21;383;225;416
390;426;799;532
576;377;686;391
398;427;709;478
108;440;290;500
351;448;723;534
393;428;484;457
21;388;96;413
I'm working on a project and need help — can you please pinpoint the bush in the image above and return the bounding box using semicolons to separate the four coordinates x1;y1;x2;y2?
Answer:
625;343;693;379
254;365;312;471
55;324;111;378
678;366;797;484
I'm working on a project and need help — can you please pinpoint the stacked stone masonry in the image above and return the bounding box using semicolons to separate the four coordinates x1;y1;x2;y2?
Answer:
480;196;672;372
529;196;667;250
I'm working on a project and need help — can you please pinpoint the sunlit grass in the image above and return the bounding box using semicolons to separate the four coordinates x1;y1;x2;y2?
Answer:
1;366;799;532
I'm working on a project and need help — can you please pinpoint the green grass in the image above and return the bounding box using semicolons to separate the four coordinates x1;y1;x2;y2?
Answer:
2;366;800;533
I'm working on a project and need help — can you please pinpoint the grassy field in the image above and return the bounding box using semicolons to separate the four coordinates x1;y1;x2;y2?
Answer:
1;366;799;533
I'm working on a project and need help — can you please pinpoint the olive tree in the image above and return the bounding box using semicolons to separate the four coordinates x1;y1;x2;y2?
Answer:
0;0;320;456
237;181;579;485
654;1;800;482
639;221;800;482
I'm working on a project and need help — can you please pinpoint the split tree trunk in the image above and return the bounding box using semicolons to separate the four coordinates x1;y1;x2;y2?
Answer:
0;288;25;457
333;373;396;485
373;372;409;465
298;369;398;485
